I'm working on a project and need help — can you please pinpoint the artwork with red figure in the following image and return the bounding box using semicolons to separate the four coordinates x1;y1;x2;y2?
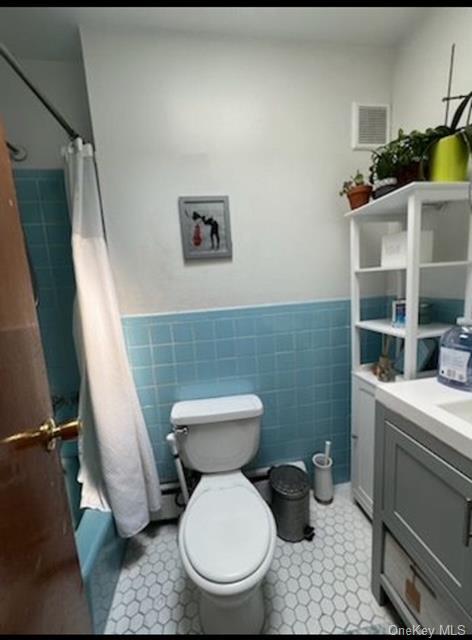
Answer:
178;196;232;261
190;212;219;249
192;221;203;247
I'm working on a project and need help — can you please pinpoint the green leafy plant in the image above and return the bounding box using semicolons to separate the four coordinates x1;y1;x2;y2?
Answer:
369;128;444;184
420;92;472;165
369;145;397;182
369;91;472;183
369;90;472;190
339;170;366;196
447;91;472;150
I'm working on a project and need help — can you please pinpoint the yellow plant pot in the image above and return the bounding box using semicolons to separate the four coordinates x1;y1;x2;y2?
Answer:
429;134;469;182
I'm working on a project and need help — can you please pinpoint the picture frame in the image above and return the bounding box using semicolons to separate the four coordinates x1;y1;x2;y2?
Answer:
178;196;232;261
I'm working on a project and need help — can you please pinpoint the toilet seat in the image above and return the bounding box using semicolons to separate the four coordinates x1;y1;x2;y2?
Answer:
182;484;271;584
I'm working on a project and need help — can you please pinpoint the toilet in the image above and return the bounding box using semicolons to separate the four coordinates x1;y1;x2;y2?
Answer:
170;394;276;635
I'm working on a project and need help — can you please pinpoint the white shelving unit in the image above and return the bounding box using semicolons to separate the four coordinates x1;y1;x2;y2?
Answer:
355;319;451;340
355;260;472;274
347;181;472;518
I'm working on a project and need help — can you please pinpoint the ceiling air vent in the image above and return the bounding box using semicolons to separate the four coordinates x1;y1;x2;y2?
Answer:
351;103;390;150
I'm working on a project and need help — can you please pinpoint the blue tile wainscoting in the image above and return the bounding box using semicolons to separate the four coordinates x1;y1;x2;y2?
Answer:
431;298;465;324
123;300;355;485
123;294;464;487
15;169;83;522
14;169;80;422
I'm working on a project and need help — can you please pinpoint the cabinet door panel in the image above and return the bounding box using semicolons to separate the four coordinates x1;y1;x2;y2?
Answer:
384;419;472;608
352;377;375;515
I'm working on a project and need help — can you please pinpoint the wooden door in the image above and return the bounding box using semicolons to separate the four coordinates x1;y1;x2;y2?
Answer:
0;119;91;634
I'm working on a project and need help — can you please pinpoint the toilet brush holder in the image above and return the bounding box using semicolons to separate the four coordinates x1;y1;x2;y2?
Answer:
312;453;334;504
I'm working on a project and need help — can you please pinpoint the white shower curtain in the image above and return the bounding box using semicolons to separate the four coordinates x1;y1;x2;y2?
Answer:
64;138;161;537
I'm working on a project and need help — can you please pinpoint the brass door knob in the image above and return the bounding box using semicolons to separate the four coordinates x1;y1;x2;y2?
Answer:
0;418;82;451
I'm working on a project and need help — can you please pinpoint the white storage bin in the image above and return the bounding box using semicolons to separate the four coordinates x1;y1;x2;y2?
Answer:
381;230;433;268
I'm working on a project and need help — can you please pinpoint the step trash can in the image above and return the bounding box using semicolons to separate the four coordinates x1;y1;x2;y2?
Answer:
269;465;315;542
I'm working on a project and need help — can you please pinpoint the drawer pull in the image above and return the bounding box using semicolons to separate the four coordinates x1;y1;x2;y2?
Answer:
409;563;436;598
463;498;472;547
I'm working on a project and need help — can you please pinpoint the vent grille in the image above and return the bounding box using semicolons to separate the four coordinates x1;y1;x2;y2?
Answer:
352;103;390;150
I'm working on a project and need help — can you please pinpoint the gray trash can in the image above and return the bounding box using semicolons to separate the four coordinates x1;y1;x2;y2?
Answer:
269;465;314;542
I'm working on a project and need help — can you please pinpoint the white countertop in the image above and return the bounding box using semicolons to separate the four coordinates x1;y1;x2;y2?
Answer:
376;377;472;460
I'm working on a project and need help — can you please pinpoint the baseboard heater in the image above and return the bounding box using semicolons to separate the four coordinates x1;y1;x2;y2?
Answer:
154;459;307;523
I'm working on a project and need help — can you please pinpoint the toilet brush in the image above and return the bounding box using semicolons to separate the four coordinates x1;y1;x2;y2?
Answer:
324;440;331;466
312;440;334;504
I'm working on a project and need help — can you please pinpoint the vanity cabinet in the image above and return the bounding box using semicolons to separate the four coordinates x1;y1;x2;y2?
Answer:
372;404;472;631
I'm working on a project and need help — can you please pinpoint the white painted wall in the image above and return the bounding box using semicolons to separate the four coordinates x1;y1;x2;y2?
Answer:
393;8;472;134
0;58;92;168
80;28;393;314
392;7;472;299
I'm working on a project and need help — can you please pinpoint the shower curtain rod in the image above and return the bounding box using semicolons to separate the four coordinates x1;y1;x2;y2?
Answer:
0;42;84;150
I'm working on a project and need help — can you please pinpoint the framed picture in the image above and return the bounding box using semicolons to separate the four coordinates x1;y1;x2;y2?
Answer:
178;196;232;261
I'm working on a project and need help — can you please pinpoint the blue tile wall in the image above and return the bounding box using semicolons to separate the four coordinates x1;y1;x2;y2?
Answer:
14;169;80;420
419;298;464;370
430;298;464;324
359;296;391;364
15;168;82;524
15;169;83;515
123;300;353;485
123;295;464;487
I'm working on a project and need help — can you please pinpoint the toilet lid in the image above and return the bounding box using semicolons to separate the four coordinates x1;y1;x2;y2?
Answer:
183;486;271;584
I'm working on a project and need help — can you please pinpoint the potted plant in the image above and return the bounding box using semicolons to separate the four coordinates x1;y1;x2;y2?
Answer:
339;170;372;209
427;93;472;181
394;128;436;186
369;145;398;199
369;128;441;198
368;94;472;200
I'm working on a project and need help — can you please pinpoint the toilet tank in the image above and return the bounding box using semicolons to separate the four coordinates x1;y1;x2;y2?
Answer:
170;394;263;473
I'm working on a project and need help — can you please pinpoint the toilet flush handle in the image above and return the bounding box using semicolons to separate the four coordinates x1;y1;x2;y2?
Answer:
174;425;189;437
166;432;190;505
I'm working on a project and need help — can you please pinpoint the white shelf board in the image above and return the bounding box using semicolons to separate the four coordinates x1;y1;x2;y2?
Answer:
355;265;406;274
352;363;387;386
355;318;451;339
420;260;472;269
345;181;470;220
355;260;472;274
352;363;437;386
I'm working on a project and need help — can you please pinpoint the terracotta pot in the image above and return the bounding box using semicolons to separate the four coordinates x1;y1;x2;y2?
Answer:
347;184;372;210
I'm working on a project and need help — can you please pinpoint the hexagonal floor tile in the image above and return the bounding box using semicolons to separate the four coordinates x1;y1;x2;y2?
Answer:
104;483;395;635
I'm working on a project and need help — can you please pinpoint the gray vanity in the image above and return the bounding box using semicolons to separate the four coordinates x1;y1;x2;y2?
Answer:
372;378;472;631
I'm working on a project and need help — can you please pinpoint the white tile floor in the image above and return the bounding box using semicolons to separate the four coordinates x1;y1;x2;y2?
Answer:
105;483;396;635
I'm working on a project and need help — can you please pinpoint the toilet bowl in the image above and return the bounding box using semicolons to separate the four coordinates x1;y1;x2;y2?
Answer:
178;472;276;635
170;394;275;635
